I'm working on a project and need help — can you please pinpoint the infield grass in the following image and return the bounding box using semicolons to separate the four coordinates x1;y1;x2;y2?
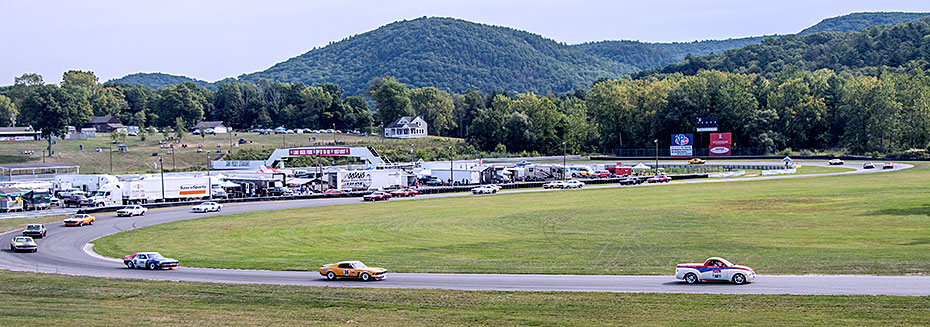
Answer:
0;270;928;326
95;162;930;275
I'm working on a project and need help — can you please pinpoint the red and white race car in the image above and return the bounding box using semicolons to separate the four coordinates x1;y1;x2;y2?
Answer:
675;257;755;284
647;174;672;183
390;188;418;197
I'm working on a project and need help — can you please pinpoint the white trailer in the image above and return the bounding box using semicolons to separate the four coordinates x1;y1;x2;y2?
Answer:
429;168;483;185
122;176;225;203
331;169;407;191
54;174;120;194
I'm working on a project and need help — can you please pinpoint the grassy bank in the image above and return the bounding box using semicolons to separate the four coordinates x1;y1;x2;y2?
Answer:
0;270;927;326
95;162;930;275
0;132;462;174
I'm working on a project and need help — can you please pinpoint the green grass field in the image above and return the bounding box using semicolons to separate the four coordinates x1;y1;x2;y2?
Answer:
0;270;927;326
0;132;461;174
95;162;930;275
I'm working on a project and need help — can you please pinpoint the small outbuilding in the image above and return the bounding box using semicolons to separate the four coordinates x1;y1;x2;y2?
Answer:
193;121;228;134
384;116;428;139
82;116;125;133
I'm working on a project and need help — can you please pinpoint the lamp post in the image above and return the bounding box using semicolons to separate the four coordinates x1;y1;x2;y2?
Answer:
109;144;113;173
171;144;176;169
654;139;659;175
562;141;567;181
410;144;414;164
333;123;337;145
158;157;165;203
282;132;286;148
448;145;454;186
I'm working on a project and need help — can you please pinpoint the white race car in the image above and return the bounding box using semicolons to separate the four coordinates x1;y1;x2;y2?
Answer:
471;185;498;194
560;180;585;189
116;205;148;217
191;202;223;213
675;257;755;285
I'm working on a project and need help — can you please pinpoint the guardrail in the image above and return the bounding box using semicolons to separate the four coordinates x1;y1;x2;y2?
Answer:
76;174;705;214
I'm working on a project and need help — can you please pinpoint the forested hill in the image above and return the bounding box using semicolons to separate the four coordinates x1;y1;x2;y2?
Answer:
799;12;930;35
108;72;215;90
637;17;930;78
237;17;636;96
107;12;930;94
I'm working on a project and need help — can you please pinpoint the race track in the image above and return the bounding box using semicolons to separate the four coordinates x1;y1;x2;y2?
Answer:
2;161;928;296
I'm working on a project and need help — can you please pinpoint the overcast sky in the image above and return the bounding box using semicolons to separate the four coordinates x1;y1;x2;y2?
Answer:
3;0;930;85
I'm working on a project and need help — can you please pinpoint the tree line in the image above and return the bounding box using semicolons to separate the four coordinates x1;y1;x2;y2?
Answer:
4;66;930;158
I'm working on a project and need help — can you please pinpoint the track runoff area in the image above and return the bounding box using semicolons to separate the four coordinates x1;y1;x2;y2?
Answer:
1;161;927;296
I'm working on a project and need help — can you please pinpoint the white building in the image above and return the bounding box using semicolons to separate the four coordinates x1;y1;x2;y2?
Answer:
384;116;427;139
193;121;229;134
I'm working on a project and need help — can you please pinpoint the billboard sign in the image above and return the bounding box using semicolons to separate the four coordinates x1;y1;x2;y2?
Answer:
288;147;350;156
709;132;732;157
696;117;718;132
670;133;694;157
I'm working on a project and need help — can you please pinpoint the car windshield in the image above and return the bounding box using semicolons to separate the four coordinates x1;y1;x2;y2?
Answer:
148;253;164;259
70;215;82;219
26;225;40;230
352;262;367;268
14;237;29;242
719;258;733;266
200;202;211;206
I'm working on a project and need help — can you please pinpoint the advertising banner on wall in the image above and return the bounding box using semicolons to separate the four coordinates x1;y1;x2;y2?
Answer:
709;132;732;157
288;147;350;156
670;134;694;157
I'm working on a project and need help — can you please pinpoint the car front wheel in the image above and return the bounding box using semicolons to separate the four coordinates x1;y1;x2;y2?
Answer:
684;273;698;284
732;273;746;285
148;262;157;270
361;273;371;281
326;271;336;280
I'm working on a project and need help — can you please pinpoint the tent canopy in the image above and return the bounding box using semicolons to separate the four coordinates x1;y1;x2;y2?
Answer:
632;162;651;169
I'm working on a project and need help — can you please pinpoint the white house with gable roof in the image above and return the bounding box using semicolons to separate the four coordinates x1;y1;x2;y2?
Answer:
384;116;428;139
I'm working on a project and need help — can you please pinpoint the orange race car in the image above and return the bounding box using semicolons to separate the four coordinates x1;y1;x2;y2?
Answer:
320;261;386;281
64;214;95;227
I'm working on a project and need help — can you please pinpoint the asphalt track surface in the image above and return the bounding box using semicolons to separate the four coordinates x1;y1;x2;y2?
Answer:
2;161;928;296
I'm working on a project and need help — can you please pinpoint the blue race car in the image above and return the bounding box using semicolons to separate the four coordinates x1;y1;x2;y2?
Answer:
123;252;179;270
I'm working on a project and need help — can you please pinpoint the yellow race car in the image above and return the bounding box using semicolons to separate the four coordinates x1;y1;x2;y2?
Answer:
10;236;38;252
687;158;706;164
543;181;565;189
320;261;386;281
64;214;95;227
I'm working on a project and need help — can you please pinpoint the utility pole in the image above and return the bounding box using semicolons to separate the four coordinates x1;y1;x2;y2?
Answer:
448;145;454;186
109;144;113;173
171;144;176;169
283;133;286;148
159;157;165;202
562;141;566;181
333;123;337;145
654;139;659;175
207;154;212;200
410;144;414;164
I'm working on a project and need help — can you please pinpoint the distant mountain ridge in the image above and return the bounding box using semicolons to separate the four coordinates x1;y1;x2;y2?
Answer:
107;11;930;95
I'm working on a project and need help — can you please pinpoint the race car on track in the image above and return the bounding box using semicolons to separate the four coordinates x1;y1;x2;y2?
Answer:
560;180;585;189
320;261;386;281
828;158;844;165
22;224;46;238
676;257;755;285
486;184;503;191
687;158;706;164
543;181;566;189
116;205;147;217
647;174;672;183
472;185;498;194
863;162;875;169
64;214;95;227
191;202;222;213
123;252;179;270
390;188;418;197
323;189;347;195
10;236;37;252
363;191;392;201
593;170;612;178
883;162;894;169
